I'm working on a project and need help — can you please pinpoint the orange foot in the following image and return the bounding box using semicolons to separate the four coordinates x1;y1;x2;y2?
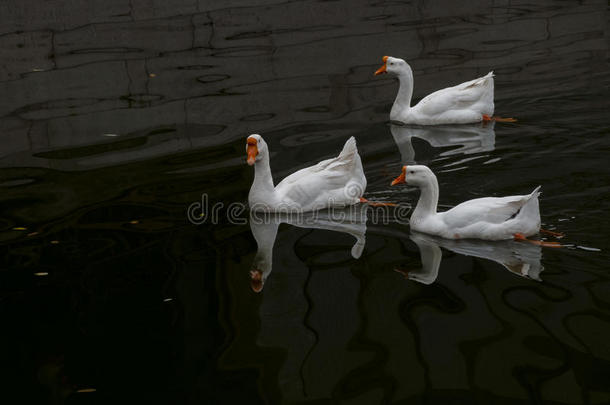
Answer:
514;233;562;248
483;114;517;123
394;268;410;279
359;197;397;207
540;228;565;238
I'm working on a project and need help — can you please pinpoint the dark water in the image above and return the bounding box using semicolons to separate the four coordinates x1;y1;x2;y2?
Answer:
1;0;609;404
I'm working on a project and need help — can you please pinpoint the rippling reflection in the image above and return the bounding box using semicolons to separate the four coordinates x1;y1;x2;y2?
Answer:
390;122;495;165
2;0;610;402
249;206;367;292
402;231;544;285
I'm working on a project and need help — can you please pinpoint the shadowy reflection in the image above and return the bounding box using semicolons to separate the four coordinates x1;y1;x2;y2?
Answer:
390;122;495;164
249;206;367;292
401;231;543;284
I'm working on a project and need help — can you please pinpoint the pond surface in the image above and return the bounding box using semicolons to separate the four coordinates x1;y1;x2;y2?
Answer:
1;0;609;404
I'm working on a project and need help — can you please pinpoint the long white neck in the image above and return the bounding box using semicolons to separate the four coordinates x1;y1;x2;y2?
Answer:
411;176;439;223
249;152;277;207
390;69;414;120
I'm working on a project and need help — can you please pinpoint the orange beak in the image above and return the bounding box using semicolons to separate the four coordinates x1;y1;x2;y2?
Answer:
246;137;258;166
374;56;389;76
391;166;406;186
250;269;263;293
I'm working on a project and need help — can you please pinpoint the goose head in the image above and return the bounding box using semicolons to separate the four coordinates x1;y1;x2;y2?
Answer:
375;56;412;77
391;165;435;187
246;134;268;166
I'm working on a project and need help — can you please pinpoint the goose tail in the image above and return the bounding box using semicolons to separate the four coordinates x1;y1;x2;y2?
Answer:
339;136;358;158
464;71;495;89
515;186;542;230
528;186;542;200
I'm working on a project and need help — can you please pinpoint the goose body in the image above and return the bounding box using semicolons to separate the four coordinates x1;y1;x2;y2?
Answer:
247;135;367;212
375;56;495;125
391;165;541;241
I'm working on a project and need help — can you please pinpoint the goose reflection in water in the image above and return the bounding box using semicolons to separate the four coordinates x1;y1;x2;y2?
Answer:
249;205;368;292
390;122;495;164
399;231;544;285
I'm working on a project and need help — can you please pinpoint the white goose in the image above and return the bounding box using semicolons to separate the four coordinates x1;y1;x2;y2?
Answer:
390;165;545;241
375;56;515;125
247;134;367;211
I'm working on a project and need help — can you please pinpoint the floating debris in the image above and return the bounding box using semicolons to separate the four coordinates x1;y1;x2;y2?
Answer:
163;298;173;302
103;133;119;137
50;240;60;244
12;227;27;231
576;246;601;252
27;232;39;237
149;73;156;78
129;220;139;224
76;388;97;393
34;272;49;276
0;178;35;187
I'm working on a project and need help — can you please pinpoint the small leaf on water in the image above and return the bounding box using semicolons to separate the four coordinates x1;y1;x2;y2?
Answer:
12;227;27;231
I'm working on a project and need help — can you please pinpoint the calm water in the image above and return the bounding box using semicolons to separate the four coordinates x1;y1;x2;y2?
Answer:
1;1;609;404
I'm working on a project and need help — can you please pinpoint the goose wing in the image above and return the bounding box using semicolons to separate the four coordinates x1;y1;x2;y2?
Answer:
276;137;359;190
415;72;494;117
440;187;540;229
274;137;364;205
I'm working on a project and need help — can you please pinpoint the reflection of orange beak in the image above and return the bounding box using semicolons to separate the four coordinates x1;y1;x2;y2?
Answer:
250;269;263;293
246;138;258;166
374;55;389;75
391;166;406;186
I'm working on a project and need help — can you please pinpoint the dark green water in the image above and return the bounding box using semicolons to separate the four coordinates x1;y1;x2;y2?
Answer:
1;1;609;404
